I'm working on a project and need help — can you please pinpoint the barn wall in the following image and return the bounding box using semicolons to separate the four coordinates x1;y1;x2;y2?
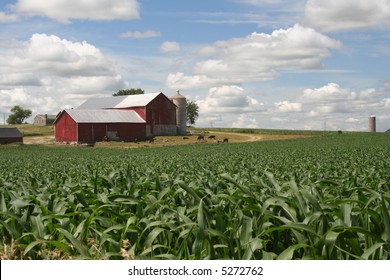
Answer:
77;123;146;143
0;137;23;144
145;93;177;136
153;125;177;136
146;94;176;125
54;112;77;142
146;125;151;137
115;107;146;120
131;107;146;120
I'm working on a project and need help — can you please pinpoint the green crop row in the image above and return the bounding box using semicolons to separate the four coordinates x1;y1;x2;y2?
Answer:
0;133;389;259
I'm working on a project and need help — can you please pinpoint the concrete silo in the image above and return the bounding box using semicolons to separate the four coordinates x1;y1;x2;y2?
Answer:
368;115;376;132
170;90;187;135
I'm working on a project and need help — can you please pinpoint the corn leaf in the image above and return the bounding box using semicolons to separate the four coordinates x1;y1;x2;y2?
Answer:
276;244;309;260
144;227;165;248
57;228;90;258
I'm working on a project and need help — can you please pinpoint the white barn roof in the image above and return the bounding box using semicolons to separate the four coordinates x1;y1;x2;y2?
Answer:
65;109;145;123
76;92;162;110
115;92;162;108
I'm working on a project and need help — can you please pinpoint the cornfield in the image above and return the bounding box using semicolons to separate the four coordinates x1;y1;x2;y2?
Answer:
0;133;389;259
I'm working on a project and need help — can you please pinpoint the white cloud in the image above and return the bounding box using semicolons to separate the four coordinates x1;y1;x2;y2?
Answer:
166;24;341;89
346;117;360;123
0;73;41;86
0;33;128;117
11;0;140;23
305;0;390;32
274;101;302;112
197;85;264;114
232;114;259;128
0;87;58;115
0;11;18;22
166;72;238;90
383;98;390;108
295;82;390;130
271;117;290;123
301;83;357;101
6;34;116;77
300;83;361;115
160;41;181;53
120;30;161;39
231;82;390;131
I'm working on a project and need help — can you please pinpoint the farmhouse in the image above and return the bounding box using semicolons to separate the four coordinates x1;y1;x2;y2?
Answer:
0;127;23;144
34;114;57;125
54;91;186;143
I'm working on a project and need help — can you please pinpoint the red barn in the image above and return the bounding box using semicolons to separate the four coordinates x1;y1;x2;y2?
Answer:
0;127;23;144
54;92;183;143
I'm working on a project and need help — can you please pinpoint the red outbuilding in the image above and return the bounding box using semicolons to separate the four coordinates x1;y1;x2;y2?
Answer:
54;92;185;143
0;127;24;144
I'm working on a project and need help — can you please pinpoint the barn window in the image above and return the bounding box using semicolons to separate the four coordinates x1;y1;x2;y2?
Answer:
107;131;119;140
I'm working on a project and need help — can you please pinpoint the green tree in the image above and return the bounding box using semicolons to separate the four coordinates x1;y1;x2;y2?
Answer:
113;88;144;96
7;105;32;124
186;100;199;126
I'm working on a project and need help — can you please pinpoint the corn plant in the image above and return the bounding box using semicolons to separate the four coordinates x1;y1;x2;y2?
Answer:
0;133;389;259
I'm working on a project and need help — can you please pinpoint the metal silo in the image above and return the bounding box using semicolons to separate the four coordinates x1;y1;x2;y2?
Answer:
170;90;187;135
368;115;376;132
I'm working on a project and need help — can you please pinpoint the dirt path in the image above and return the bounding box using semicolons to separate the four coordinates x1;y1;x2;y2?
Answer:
211;131;263;142
23;135;55;145
22;131;311;147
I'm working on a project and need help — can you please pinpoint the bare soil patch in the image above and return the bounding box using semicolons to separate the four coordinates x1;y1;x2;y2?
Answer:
23;135;55;145
22;130;312;148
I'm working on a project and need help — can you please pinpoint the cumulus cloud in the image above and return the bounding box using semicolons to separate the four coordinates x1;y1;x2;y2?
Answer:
294;82;390;130
197;85;263;114
300;83;362;115
0;87;58;115
160;41;181;53
305;0;390;32
301;83;358;102
193;85;264;128
274;101;302;112
0;73;41;86
11;0;140;23
191;82;389;131
120;30;161;39
232;114;259;128
232;82;390;131
0;33;128;117
7;34;116;77
167;24;341;89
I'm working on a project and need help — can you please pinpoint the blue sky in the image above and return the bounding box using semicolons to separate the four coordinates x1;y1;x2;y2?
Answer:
1;0;389;131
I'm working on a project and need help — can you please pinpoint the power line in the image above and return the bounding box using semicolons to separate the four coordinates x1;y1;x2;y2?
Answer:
0;112;8;125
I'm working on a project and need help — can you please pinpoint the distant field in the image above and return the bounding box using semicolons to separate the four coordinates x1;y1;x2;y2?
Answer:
192;127;330;135
0;132;389;260
1;124;315;146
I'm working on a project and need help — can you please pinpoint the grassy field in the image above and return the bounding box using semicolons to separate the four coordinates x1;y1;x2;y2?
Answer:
0;132;389;260
0;124;54;137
